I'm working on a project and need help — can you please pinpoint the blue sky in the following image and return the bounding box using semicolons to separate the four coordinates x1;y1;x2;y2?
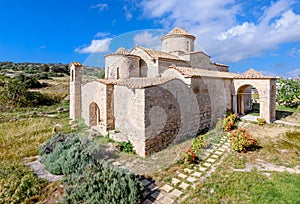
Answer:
0;0;300;78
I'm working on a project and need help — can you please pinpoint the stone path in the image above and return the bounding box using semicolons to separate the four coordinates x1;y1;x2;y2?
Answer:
274;120;300;127
233;158;300;174
240;115;259;122
240;114;300;127
25;156;63;182
26;136;231;203
131;136;231;204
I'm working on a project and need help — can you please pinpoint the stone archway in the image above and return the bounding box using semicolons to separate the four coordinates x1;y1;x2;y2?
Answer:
233;69;277;123
237;85;260;115
89;102;101;126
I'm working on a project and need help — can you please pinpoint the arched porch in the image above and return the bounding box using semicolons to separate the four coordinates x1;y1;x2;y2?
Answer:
233;69;277;123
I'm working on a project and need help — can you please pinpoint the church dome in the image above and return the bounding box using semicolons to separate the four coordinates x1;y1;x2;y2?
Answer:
162;27;195;40
114;47;130;55
168;27;190;35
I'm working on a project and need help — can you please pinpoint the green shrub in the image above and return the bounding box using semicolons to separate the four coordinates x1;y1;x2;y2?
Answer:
118;141;136;154
277;78;300;108
191;135;206;155
39;133;104;175
229;128;258;152
0;161;46;204
96;70;105;79
62;161;144;204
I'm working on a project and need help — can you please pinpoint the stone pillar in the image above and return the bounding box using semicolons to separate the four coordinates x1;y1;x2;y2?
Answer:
69;62;82;120
269;79;277;122
232;94;237;113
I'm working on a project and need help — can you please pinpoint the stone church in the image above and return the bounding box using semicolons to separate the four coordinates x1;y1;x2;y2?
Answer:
70;28;276;156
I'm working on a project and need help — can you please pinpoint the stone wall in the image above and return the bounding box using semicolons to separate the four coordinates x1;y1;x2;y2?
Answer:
105;55;140;79
144;82;182;155
183;52;229;72
233;79;276;122
158;59;190;75
113;85;146;156
130;47;158;77
162;36;195;54
143;76;231;155
81;81;108;134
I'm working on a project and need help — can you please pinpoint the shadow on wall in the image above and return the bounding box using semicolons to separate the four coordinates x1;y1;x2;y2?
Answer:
145;86;181;154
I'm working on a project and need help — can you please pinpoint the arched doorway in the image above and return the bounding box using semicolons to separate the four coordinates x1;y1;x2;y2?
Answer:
233;69;277;123
237;85;260;116
89;102;100;126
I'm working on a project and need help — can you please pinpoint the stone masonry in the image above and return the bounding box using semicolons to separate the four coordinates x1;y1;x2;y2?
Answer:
69;27;277;156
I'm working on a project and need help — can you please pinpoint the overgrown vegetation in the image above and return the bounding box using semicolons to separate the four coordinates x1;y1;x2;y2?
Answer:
39;133;144;203
186;170;300;203
39;133;104;175
118;141;136;154
277;78;300;108
0;73;65;111
0;61;69;77
0;118;53;203
185;128;300;203
0;161;47;204
62;161;144;204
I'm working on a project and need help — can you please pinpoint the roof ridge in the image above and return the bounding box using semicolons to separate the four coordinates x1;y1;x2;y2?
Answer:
235;68;274;79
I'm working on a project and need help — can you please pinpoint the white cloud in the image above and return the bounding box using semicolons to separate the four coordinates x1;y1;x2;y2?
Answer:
39;45;46;49
123;6;132;20
286;47;300;57
75;38;112;54
139;0;300;63
217;22;256;40
133;31;162;49
94;32;111;38
286;68;300;78
259;70;278;77
91;3;108;12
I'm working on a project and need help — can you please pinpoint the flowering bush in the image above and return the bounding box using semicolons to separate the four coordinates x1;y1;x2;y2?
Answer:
230;128;258;152
181;135;206;164
183;147;197;164
257;118;266;125
223;113;239;131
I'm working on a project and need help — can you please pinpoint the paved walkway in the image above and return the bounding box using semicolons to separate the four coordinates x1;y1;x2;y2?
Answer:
240;115;259;122
240;114;300;127
274;120;300;127
117;136;231;204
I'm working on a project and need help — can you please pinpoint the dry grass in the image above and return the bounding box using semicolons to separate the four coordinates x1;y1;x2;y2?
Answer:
0;118;53;161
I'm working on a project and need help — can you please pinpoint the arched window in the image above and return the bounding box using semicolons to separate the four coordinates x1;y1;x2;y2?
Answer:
116;67;120;79
71;70;74;82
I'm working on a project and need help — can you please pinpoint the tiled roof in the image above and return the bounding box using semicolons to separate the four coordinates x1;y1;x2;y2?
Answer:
136;46;185;61
98;77;175;88
116;77;175;88
98;79;117;85
235;68;276;79
114;47;130;55
70;62;82;67
163;27;196;40
167;27;191;35
170;66;239;78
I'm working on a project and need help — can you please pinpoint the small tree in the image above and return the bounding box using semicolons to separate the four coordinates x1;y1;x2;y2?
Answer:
276;78;300;107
